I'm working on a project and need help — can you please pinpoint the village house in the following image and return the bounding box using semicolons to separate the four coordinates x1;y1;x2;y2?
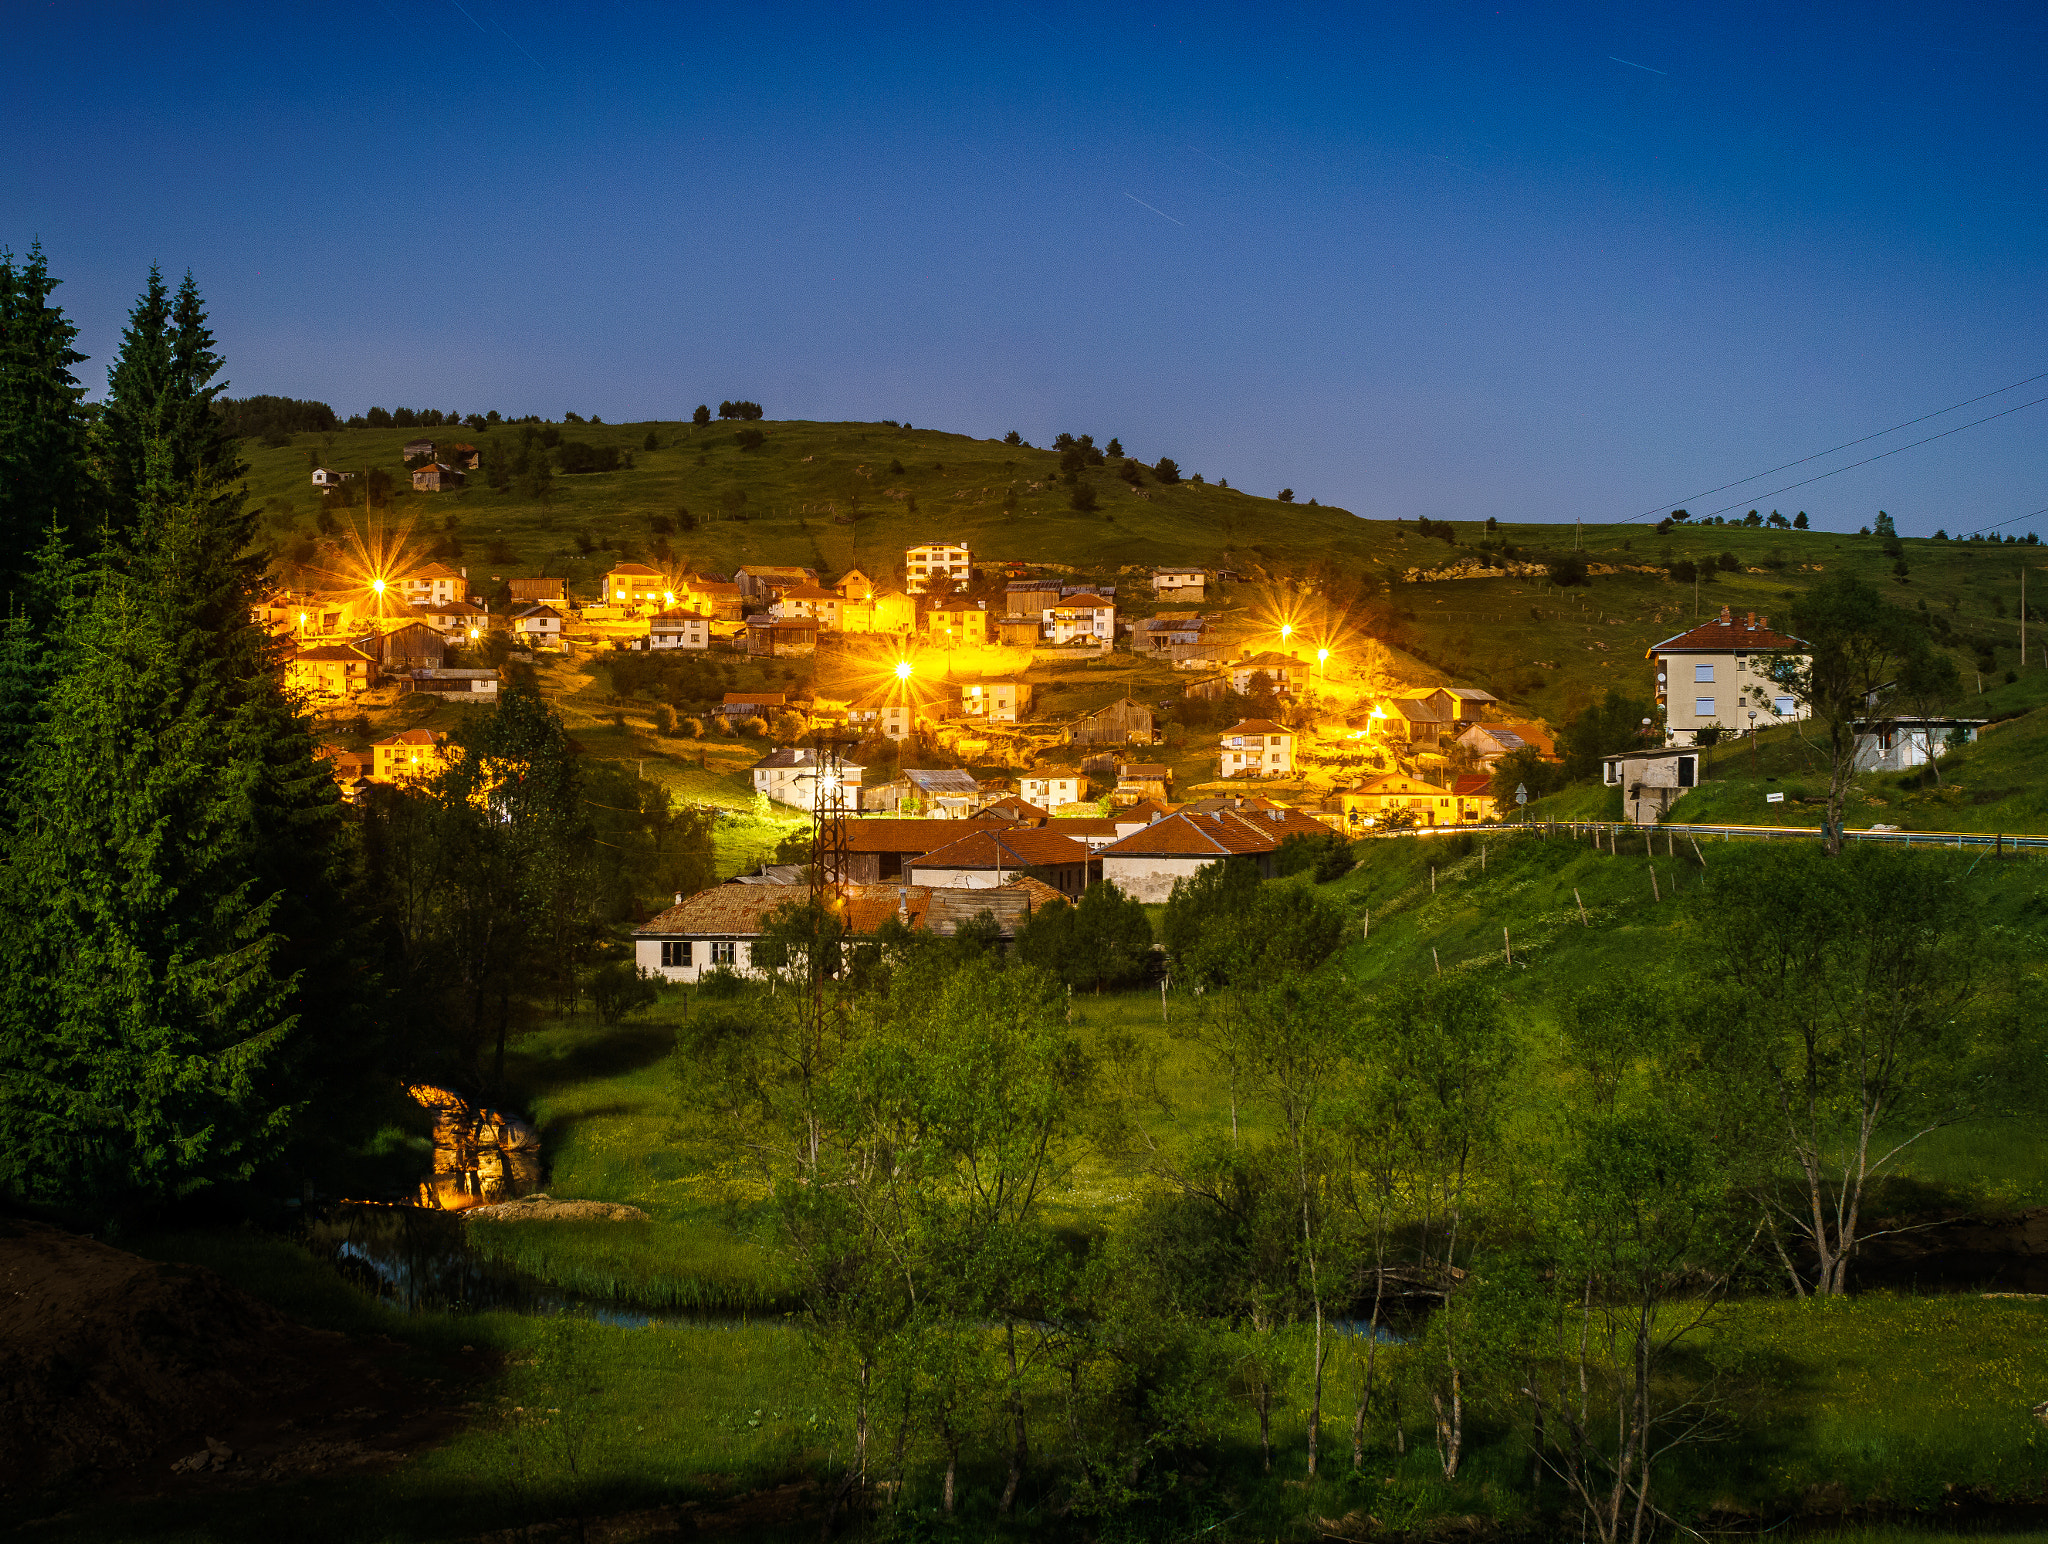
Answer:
1341;772;1463;828
508;577;567;605
909;827;1094;897
1455;721;1558;768
836;569;878;602
683;577;744;621
719;691;789;722
998;615;1045;646
401;562;466;608
750;746;863;811
409;667;500;702
310;466;353;489
896;767;985;817
1601;748;1702;826
401;438;436;461
446;441;480;470
1219;719;1295;778
1422;686;1502;722
1115;762;1173;803
421;599;490;639
746;615;818;657
832;815;1000;880
1045;598;1116;645
255;593;354;639
317;744;374;801
410;463;464;493
958;678;1033;723
512;602;566;647
643;609;707;650
1133;615;1211;658
1852;715;1984;772
287;642;375;701
1021;773;1085;811
602;561;671;615
848;687;917;743
905;541;973;594
1095;806;1324;903
633;879;1050;983
1227;653;1307;694
734;564;819;601
1007;579;1064;615
372;728;451;784
1071;697;1155;746
1648;606;1809;746
924;597;989;646
1450;772;1496;823
774;583;843;628
1151;567;1209;602
870;589;917;633
360;620;447;672
974;794;1049;823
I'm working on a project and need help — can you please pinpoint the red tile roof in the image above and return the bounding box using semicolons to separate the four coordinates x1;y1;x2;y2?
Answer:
840;816;1003;854
293;644;373;662
1098;809;1281;858
1648;606;1805;657
1224;719;1289;735
910;828;1091;871
1452;773;1494;796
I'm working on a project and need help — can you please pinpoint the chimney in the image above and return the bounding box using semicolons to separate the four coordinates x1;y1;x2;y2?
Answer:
897;885;910;923
1718;605;1732;623
673;892;684;906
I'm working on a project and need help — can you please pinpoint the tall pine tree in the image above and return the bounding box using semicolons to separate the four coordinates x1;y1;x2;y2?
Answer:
102;268;247;557
0;442;386;1218
0;242;92;603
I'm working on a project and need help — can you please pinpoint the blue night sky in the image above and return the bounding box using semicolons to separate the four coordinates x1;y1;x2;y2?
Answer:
6;2;2043;536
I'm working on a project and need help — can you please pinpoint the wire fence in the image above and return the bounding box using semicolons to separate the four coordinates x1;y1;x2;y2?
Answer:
1380;819;2048;853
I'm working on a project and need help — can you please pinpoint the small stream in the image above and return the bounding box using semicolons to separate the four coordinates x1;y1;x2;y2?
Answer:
307;1204;755;1328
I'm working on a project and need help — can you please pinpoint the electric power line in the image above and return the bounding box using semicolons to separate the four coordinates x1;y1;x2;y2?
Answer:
1691;392;2048;521
1956;502;2048;540
1624;369;2048;526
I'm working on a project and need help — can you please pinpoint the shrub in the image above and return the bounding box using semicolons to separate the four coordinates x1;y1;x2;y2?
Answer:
654;704;678;735
735;427;765;451
681;716;704;739
591;962;659;1024
1718;551;1740;571
1070;483;1099;513
1153;457;1181;484
1547;551;1590;587
742;715;770;737
694;965;748;999
714;715;736;737
692;404;711;425
1277;487;1294;503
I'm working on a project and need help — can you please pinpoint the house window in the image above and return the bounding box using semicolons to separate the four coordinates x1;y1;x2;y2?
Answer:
711;941;736;966
1694;664;1714;683
660;941;691;968
1694;697;1715;717
1775;695;1795;715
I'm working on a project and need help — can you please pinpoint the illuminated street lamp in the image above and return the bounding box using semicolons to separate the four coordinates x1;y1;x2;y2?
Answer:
1280;622;1294;646
896;659;914;681
1317;646;1330;682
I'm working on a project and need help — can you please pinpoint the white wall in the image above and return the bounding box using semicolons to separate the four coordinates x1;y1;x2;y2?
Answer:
1100;855;1213;904
634;937;757;983
907;865;1003;889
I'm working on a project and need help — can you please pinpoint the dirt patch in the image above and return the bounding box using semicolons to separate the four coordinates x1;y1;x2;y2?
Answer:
463;1196;650;1223
0;1217;471;1502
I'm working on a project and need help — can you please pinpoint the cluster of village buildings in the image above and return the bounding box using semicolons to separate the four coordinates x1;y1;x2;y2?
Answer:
273;513;1984;941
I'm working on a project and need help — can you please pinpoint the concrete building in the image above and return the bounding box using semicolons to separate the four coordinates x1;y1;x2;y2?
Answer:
1649;607;1808;747
905;542;973;594
1600;747;1702;826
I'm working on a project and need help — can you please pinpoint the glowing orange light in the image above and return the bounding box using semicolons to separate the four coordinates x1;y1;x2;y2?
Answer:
896;659;914;681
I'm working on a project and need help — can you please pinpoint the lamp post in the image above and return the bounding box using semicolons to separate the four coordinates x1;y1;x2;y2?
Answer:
1748;709;1758;776
1317;646;1330;684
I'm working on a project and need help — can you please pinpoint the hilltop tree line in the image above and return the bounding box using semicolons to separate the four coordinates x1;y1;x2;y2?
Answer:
0;246;712;1223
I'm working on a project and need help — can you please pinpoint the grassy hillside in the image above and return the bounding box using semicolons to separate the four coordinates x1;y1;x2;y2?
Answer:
244;416;2048;739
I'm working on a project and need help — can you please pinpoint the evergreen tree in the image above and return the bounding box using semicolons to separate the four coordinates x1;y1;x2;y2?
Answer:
101;269;247;556
0;242;93;597
0;445;385;1218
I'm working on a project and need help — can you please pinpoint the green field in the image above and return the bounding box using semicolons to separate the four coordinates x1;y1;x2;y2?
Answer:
29;831;2043;1542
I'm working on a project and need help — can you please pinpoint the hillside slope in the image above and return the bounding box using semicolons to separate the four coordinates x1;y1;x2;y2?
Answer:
242;416;2047;732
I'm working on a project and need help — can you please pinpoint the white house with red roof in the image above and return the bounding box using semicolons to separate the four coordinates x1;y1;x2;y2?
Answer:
1096;804;1328;902
1647;606;1809;746
1218;718;1294;778
400;562;465;608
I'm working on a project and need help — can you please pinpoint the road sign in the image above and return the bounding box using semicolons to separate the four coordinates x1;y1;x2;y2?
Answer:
1765;791;1784;804
1514;784;1529;806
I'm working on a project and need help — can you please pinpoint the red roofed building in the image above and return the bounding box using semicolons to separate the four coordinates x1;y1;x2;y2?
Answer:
908;827;1095;896
1096;806;1309;902
1647;605;1808;746
1218;718;1294;778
